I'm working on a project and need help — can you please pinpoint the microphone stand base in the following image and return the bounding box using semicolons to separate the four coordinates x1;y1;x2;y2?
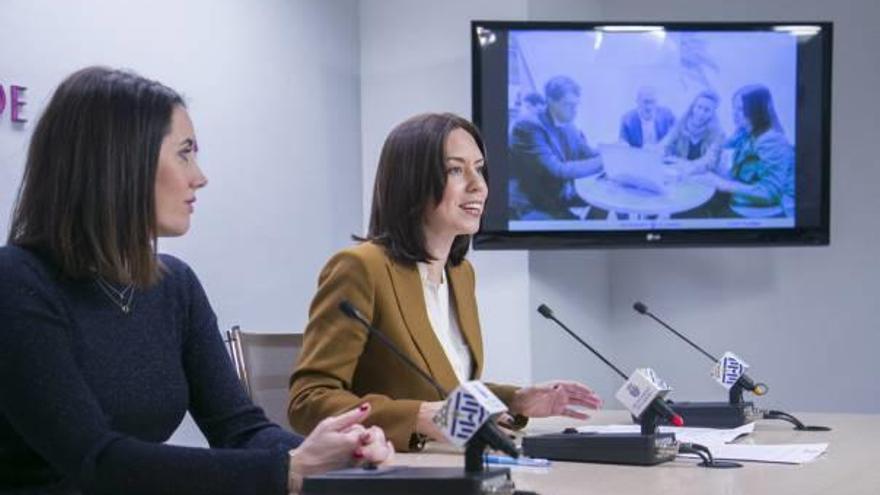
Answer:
303;466;515;495
664;401;762;429
522;432;678;465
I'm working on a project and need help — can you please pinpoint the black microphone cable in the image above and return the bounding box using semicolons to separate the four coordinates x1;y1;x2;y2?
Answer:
678;443;742;469
762;409;831;432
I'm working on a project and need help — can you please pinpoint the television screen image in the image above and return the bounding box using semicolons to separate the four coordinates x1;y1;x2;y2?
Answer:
472;22;832;248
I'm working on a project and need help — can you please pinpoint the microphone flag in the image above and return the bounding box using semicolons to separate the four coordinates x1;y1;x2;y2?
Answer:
615;368;672;417
711;352;750;390
433;381;508;447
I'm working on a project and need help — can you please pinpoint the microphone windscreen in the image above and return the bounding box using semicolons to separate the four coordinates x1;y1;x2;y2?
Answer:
633;301;648;314
537;304;553;318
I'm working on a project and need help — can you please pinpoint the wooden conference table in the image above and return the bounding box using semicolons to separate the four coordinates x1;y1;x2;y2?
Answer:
397;410;879;495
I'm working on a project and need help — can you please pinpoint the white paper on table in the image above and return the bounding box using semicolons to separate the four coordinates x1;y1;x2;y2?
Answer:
575;422;755;444
666;423;755;444
678;443;829;464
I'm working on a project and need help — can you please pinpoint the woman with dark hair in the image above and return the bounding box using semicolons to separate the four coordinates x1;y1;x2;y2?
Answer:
289;113;602;452
0;67;392;495
722;85;762;155
704;85;794;217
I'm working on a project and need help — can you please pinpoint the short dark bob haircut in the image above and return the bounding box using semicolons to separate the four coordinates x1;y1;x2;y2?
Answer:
8;66;184;286
363;113;488;266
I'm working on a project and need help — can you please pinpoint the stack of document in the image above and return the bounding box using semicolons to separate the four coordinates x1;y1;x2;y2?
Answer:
575;423;828;464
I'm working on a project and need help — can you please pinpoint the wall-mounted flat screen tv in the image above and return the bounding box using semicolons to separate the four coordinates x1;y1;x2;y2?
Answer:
472;21;831;248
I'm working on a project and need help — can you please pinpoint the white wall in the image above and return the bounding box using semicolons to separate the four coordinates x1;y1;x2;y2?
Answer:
1;0;363;444
527;0;880;413
359;0;534;386
529;251;618;401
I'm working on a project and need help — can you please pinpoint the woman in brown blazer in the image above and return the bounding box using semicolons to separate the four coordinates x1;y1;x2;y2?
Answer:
289;113;602;451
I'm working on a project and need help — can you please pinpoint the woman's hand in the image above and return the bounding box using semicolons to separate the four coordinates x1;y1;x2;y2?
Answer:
510;381;603;420
288;403;394;494
415;401;447;442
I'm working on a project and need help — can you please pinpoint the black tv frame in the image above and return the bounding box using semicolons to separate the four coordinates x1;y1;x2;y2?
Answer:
471;21;832;250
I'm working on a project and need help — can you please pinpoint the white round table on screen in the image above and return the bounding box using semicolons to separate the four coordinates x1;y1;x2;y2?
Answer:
574;174;715;218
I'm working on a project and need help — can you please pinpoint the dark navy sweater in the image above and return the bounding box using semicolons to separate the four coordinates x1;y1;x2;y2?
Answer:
0;246;302;494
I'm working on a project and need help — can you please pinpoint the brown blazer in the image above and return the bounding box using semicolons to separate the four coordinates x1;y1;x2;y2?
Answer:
288;242;520;451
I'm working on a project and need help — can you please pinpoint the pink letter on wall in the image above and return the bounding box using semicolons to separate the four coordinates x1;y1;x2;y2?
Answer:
0;84;6;116
11;85;27;123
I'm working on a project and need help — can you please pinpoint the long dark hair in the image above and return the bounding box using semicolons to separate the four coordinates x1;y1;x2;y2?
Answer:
8;66;184;286
741;85;782;137
362;113;488;266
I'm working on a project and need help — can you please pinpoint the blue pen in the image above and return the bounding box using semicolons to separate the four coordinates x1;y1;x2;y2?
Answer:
484;454;552;468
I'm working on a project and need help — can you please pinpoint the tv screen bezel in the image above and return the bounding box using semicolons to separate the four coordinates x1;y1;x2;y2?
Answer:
471;20;832;250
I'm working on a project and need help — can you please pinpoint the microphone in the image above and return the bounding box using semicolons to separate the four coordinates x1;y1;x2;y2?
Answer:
339;300;520;464
302;303;524;495
632;301;829;432
632;301;767;399
520;303;692;467
537;304;683;427
531;303;742;468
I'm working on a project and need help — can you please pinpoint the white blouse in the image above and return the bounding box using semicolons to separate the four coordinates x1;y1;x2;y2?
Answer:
416;262;473;383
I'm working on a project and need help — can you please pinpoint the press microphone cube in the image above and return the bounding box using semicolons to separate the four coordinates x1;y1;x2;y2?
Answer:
614;368;671;418
433;381;508;447
711;352;749;390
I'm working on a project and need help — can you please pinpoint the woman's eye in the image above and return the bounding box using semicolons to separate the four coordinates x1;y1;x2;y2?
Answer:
447;167;463;176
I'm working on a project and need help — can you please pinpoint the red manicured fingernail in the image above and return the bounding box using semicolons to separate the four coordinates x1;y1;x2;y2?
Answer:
359;403;369;412
353;448;364;459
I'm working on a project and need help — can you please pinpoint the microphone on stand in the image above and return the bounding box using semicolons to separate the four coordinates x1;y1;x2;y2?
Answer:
523;304;738;468
632;301;829;431
633;302;767;399
340;301;519;461
529;303;739;468
537;304;683;428
303;300;524;495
